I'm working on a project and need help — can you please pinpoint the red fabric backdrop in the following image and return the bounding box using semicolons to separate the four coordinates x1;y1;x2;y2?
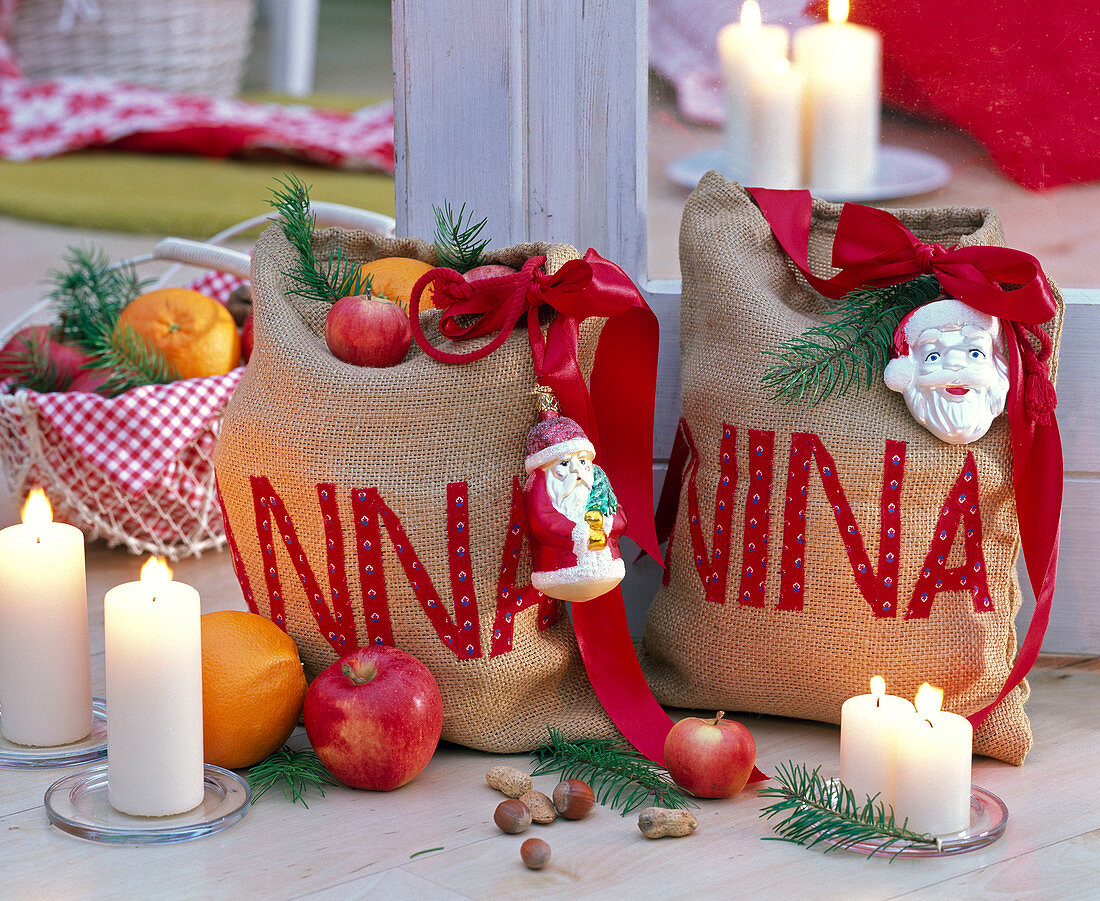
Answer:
836;1;1100;191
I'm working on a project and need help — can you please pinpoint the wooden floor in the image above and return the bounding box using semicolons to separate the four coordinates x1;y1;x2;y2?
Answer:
0;540;1097;899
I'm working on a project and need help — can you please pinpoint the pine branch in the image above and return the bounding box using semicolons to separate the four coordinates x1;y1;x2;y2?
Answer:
761;275;942;406
530;728;696;817
248;746;337;808
758;761;939;859
48;246;149;351
268;174;371;305
433;201;491;272
85;320;179;396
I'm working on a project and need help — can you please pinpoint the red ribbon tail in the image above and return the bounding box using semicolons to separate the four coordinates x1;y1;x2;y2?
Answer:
571;588;674;763
968;330;1061;728
591;304;661;561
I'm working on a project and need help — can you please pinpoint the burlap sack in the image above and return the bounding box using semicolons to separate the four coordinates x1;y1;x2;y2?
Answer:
213;223;615;752
640;174;1063;764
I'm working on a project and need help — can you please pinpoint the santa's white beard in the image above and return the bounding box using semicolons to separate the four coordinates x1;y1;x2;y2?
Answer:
904;383;1005;444
546;469;593;522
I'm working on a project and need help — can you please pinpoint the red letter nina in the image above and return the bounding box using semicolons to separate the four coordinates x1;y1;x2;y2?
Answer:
246;477;556;662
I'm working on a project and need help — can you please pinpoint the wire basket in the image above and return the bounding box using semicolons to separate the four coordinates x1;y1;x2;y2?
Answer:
0;203;396;559
10;0;255;96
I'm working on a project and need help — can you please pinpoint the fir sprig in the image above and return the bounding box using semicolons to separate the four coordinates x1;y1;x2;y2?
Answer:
758;761;939;859
761;275;942;406
47;247;148;351
84;319;179;397
248;746;337;808
530;728;696;816
268;175;372;305
432;201;490;272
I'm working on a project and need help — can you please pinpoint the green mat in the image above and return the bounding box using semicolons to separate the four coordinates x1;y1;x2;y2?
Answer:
0;95;395;237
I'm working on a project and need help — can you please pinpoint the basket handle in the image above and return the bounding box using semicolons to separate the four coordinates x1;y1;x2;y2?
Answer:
154;239;252;279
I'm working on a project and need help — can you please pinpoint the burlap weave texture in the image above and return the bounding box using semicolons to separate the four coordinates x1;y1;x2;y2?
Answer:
214;224;614;752
640;173;1064;764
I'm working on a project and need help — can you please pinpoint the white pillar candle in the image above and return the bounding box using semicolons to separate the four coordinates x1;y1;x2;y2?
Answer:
747;55;805;188
839;676;914;809
105;557;204;817
717;1;789;178
793;0;882;194
0;489;91;747
894;683;973;836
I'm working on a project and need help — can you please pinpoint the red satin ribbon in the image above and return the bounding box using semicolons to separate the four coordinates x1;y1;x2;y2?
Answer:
408;252;682;764
747;187;1063;729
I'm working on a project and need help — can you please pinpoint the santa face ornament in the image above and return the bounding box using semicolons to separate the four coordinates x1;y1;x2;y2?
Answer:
524;409;627;603
884;297;1010;445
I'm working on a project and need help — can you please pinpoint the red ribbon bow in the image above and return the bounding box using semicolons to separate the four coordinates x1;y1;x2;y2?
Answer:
751;187;1058;323
748;187;1062;729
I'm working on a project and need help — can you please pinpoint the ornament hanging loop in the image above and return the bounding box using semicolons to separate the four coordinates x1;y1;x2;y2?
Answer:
530;384;559;416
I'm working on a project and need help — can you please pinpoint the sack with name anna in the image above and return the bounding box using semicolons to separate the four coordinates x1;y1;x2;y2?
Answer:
639;175;1063;764
213;213;666;754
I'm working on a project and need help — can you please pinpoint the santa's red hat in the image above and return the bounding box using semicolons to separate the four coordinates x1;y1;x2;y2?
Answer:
524;410;595;473
884;297;1002;390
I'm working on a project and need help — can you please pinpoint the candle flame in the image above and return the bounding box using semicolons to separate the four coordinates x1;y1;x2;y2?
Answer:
828;0;850;24
740;0;762;30
770;56;790;76
869;675;886;697
140;555;173;584
914;682;944;716
21;488;52;529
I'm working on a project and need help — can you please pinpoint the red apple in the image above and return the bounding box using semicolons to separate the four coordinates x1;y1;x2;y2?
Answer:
67;366;114;395
303;645;443;791
463;264;517;283
663;711;756;799
324;294;411;367
240;311;254;363
0;325;95;388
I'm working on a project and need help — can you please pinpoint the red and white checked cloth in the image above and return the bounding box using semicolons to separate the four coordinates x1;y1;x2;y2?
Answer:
25;270;246;496
0;0;393;169
0;75;395;171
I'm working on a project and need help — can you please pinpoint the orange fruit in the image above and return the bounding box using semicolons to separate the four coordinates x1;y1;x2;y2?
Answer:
200;610;308;770
357;256;437;311
117;288;241;380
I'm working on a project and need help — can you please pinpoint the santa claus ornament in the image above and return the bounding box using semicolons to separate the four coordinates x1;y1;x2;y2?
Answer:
523;390;626;603
883;297;1011;444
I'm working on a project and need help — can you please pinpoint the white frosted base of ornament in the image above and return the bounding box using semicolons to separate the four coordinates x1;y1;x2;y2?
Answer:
532;560;625;603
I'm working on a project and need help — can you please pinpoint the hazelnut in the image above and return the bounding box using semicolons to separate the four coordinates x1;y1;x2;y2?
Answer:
520;837;551;870
552;779;596;820
494;798;532;834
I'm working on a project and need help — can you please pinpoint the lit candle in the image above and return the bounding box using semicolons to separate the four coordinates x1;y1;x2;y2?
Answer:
747;55;804;188
839;676;914;809
105;557;204;817
0;489;91;747
793;0;882;193
717;1;789;178
893;683;973;836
